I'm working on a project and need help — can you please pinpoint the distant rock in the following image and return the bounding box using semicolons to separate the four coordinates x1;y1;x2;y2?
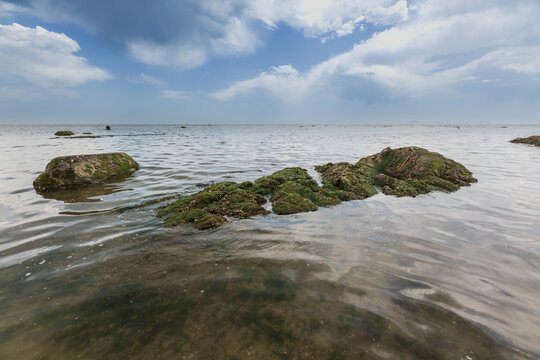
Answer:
106;125;111;130
510;136;540;147
83;132;92;135
33;153;139;192
181;126;187;128
54;131;74;136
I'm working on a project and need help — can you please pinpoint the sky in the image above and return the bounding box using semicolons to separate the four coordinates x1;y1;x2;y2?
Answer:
0;0;539;124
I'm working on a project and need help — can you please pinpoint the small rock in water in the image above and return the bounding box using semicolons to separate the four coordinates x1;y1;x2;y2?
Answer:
105;125;111;130
54;130;74;136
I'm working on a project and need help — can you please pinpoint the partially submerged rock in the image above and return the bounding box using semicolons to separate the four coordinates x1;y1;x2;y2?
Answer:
355;147;477;197
315;162;377;200
510;136;540;147
156;182;268;230
159;147;476;229
54;130;74;136
33;153;139;192
252;167;340;215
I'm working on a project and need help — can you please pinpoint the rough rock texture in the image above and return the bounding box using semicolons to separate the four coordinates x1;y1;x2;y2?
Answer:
33;153;139;192
355;147;477;197
315;162;377;200
251;167;340;215
510;136;540;147
159;147;477;229
54;131;74;136
156;182;268;230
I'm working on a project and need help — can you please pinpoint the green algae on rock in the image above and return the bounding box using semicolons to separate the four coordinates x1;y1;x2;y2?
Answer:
33;153;139;192
157;182;268;230
315;162;378;200
159;148;477;229
158;168;342;229
356;146;477;197
510;135;540;147
252;167;340;215
54;130;75;136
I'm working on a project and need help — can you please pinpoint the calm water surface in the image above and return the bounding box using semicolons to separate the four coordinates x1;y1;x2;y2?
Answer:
0;125;539;359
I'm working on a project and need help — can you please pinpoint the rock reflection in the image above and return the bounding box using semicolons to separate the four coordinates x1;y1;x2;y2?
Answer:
0;235;516;360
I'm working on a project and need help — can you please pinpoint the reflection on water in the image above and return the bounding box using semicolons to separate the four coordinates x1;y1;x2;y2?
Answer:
0;235;515;359
0;124;539;359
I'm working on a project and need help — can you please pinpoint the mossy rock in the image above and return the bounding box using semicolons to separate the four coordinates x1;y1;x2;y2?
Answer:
356;147;477;197
157;182;269;230
252;167;341;214
315;162;377;200
510;135;540;147
159;147;477;229
252;167;313;195
33;153;139;192
54;130;75;136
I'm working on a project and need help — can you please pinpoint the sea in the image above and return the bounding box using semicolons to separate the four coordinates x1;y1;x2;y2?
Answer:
0;124;539;359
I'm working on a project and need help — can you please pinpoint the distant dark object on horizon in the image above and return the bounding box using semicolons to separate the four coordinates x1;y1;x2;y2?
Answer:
181;126;187;128
54;130;74;136
106;125;111;130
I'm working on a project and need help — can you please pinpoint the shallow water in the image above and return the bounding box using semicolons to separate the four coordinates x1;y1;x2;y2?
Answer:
0;124;539;359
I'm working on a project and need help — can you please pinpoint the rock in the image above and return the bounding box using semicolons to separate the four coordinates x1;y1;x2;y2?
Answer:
181;126;187;129
106;125;111;130
355;146;477;197
158;147;477;229
315;162;377;200
156;182;268;230
510;136;540;147
33;153;139;192
83;132;92;135
54;130;74;136
251;167;340;215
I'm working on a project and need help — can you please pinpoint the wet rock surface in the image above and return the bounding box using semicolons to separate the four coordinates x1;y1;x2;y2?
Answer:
315;162;378;200
159;147;476;229
33;153;139;192
510;136;540;147
252;167;340;215
157;182;268;230
355;147;477;197
54;130;74;136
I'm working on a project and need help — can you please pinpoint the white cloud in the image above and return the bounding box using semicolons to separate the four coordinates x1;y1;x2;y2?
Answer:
126;73;164;86
211;65;304;101
128;41;207;69
0;23;110;87
248;0;408;39
160;90;190;100
7;0;409;68
213;0;540;101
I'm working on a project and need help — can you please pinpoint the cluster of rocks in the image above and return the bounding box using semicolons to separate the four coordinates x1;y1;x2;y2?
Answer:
53;126;111;138
33;132;540;229
156;147;477;229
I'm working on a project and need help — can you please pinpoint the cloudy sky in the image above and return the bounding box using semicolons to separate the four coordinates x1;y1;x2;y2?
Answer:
0;0;539;124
